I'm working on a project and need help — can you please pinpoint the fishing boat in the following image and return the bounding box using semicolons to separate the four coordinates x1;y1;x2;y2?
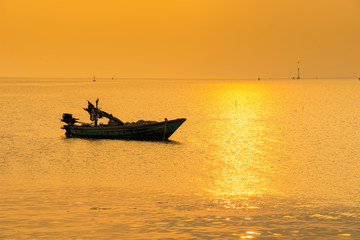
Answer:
61;100;186;141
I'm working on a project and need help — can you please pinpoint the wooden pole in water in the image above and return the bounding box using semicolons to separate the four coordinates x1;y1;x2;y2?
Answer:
297;61;300;79
162;118;168;141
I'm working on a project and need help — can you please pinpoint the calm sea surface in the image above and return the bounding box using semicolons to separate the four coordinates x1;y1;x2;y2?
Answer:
0;78;359;239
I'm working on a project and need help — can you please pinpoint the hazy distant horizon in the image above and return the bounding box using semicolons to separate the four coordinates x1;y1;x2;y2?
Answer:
0;75;359;80
1;0;359;78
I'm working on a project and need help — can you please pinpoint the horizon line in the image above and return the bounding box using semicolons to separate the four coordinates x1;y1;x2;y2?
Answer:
0;76;359;80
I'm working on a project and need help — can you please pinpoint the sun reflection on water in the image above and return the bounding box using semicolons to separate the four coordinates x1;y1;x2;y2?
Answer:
201;81;283;206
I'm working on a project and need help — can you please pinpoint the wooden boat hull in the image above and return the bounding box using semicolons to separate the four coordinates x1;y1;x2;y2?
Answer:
62;118;186;141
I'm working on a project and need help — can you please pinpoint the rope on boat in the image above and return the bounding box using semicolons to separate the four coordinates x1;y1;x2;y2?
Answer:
162;118;168;141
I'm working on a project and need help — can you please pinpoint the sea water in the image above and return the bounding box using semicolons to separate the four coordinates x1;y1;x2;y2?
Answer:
0;78;359;239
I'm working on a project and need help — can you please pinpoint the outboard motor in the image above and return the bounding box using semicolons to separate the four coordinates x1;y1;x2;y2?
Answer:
61;113;78;125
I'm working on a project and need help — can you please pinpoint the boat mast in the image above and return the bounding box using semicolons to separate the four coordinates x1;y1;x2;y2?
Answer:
95;98;99;126
84;100;125;126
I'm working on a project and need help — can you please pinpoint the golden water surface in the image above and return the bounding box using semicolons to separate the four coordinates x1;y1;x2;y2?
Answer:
0;78;359;239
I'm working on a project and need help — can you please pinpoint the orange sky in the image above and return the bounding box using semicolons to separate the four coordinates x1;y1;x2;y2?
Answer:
0;0;359;78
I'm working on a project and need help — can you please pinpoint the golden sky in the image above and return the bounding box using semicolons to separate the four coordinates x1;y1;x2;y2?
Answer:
0;0;359;78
